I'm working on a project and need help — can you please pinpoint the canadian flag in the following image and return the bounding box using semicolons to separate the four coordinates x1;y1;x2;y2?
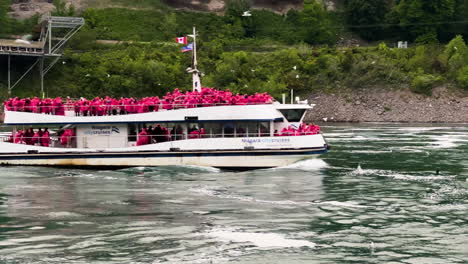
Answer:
175;36;187;45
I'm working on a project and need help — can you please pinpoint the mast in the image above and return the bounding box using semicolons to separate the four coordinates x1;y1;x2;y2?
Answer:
191;26;201;92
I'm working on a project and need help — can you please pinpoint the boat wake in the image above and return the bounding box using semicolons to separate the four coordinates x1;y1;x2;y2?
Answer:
119;165;220;175
191;185;367;209
205;227;316;249
350;166;455;182
276;159;329;171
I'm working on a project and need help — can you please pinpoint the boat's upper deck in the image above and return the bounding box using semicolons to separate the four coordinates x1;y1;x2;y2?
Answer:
3;104;310;125
2;88;312;125
4;105;294;125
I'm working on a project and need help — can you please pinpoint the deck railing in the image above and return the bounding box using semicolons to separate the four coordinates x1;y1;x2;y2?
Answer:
3;101;273;117
0;131;318;150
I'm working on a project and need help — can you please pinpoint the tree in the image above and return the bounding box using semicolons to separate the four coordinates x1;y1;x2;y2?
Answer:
299;0;337;45
224;0;251;18
444;35;468;75
446;0;468;40
345;0;391;40
0;0;10;35
388;0;456;41
53;0;76;16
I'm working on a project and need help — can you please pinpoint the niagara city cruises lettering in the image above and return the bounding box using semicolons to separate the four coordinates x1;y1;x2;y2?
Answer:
241;138;290;144
84;126;120;135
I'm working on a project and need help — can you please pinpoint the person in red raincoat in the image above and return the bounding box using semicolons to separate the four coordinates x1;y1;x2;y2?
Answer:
41;128;50;147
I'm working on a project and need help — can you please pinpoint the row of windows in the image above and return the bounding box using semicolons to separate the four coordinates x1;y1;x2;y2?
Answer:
128;121;271;141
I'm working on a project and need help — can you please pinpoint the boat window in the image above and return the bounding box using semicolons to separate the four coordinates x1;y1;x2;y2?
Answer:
247;122;258;137
279;109;306;122
204;123;222;138
223;122;235;138
171;124;185;140
188;123;199;133
259;122;270;137
128;123;137;142
235;122;248;137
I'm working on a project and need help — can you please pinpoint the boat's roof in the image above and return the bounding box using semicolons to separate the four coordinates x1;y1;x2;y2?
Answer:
3;104;312;125
275;104;313;110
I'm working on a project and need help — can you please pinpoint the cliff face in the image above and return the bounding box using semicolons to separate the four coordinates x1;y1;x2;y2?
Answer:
305;87;468;123
8;0;339;19
9;0;54;19
162;0;304;13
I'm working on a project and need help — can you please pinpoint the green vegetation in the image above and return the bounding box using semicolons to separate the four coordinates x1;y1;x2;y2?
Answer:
2;35;464;101
347;0;468;42
1;0;468;101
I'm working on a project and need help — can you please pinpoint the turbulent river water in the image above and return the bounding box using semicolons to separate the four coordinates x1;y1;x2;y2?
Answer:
0;124;467;264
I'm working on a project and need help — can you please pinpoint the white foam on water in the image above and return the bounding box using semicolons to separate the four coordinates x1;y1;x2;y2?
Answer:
191;186;367;209
279;159;329;171
396;127;448;132
180;165;221;173
350;167;454;181
100;200;129;205
127;221;162;227
67;239;108;250
350;150;392;154
147;246;186;255
46;211;83;219
314;201;368;208
428;134;468;149
66;221;95;225
190;186;311;207
0;235;65;246
28;226;45;230
388;174;454;181
207;228;316;249
192;210;211;215
355;164;364;175
323;132;357;137
393;146;428;153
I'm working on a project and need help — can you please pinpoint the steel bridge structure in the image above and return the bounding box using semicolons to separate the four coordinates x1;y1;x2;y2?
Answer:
0;14;85;96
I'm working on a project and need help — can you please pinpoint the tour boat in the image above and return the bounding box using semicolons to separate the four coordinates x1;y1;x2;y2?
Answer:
0;29;328;169
0;94;328;169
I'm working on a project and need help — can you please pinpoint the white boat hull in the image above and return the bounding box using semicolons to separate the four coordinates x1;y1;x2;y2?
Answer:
0;149;326;169
0;135;328;169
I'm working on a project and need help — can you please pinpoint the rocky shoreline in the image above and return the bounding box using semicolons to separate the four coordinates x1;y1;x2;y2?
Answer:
305;87;468;123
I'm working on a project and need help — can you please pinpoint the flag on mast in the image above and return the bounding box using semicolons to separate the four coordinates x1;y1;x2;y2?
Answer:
175;36;187;44
181;43;193;52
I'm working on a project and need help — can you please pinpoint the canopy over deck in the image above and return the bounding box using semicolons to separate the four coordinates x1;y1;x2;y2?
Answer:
0;39;46;56
2;104;293;125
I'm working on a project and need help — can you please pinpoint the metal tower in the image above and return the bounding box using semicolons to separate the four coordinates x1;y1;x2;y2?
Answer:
0;14;85;97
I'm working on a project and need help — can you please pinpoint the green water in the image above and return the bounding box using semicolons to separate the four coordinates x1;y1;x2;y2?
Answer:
0;124;467;263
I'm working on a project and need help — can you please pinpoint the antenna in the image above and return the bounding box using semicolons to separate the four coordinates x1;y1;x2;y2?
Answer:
191;26;201;92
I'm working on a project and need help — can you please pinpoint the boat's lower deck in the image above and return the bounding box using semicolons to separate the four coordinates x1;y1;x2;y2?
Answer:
0;147;327;169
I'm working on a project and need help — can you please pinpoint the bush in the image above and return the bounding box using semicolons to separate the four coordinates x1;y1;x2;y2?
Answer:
410;73;442;95
456;66;468;89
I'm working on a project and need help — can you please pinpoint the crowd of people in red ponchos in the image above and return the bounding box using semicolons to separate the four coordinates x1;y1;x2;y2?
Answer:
7;128;51;147
135;125;208;146
3;88;274;116
6;128;75;147
5;123;320;147
135;123;320;146
276;123;321;136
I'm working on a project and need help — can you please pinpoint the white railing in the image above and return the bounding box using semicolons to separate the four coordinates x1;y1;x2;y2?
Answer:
3;101;273;116
0;131;319;149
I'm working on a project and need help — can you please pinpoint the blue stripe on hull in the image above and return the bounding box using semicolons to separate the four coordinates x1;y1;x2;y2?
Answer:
0;149;327;161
